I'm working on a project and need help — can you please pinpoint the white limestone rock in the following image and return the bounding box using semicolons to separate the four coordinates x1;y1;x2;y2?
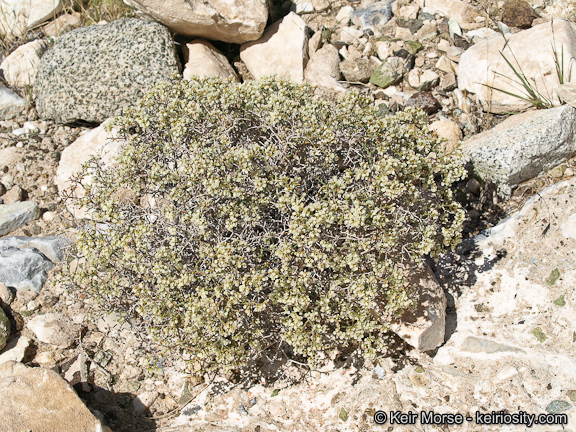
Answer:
240;12;308;83
123;0;268;43
0;86;25;120
424;0;479;24
0;39;48;88
0;0;63;38
27;313;80;349
54;118;123;219
0;361;108;432
305;44;345;92
458;20;576;113
183;39;239;82
389;264;447;352
430;119;462;153
407;68;440;91
0;336;30;364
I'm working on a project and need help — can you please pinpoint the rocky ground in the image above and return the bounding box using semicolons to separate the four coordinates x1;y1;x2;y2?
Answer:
1;0;576;431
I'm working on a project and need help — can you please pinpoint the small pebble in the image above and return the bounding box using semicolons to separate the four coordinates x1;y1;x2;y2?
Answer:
42;211;55;221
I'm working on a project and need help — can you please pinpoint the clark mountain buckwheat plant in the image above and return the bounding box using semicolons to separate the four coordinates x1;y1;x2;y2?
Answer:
62;76;465;374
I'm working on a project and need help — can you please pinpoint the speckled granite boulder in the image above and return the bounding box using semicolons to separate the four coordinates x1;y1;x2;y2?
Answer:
34;18;179;124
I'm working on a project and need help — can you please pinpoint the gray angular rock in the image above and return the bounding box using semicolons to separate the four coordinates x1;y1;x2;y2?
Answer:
0;246;54;293
463;105;576;198
0;86;25;120
0;361;107;432
34;18;180;124
0;202;39;236
0;236;68;263
351;1;393;32
0;307;9;351
124;0;267;43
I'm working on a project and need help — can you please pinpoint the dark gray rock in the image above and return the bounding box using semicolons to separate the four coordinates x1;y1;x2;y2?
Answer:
351;1;393;32
0;236;68;263
0;202;39;236
34;18;180;124
0;247;55;293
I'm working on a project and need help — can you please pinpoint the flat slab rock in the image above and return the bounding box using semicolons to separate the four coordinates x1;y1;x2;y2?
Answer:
34;18;179;124
0;361;108;432
463;104;576;198
124;0;268;43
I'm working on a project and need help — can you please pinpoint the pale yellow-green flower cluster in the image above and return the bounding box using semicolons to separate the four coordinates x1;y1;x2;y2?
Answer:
65;76;465;373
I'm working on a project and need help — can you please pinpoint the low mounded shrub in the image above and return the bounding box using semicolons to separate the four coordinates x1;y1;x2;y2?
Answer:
64;76;465;373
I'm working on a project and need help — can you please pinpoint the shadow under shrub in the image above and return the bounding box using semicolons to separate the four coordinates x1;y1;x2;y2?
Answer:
63;76;465;374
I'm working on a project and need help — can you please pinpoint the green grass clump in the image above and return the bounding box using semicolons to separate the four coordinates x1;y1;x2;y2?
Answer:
63;76;465;373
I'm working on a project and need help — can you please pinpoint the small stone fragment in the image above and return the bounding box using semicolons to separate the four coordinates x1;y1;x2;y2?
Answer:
0;336;30;364
502;0;538;29
532;327;547;343
27;313;80;349
0;40;49;88
0;307;10;351
553;295;566;306
406;91;441;114
549;163;567;178
339;407;348;421
373;364;386;379
547;268;561;286
340;58;377;83
1;185;23;204
404;40;423;55
545;400;572;414
370;57;404;88
407;69;440;91
133;391;158;413
0;283;14;305
351;1;393;32
461;336;525;354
